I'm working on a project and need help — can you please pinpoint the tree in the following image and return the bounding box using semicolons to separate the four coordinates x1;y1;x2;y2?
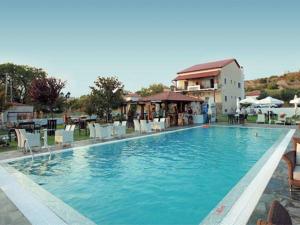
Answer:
0;63;47;103
137;83;168;97
29;77;66;117
0;86;10;113
90;76;124;122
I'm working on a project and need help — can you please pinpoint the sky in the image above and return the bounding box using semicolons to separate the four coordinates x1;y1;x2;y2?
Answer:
0;0;300;97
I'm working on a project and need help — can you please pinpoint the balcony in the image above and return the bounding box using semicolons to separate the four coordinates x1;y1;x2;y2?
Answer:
187;85;201;91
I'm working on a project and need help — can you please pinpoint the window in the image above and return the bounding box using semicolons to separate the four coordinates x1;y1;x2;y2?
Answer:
225;96;227;102
231;80;233;84
238;82;241;88
210;79;214;88
225;109;227;113
224;78;226;84
196;81;199;85
231;96;233;99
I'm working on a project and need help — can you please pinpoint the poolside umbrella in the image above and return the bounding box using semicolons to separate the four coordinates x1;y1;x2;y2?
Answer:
290;95;300;116
240;97;258;105
256;96;284;124
236;98;241;114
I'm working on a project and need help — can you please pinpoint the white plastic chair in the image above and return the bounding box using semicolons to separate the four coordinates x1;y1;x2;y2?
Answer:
134;119;141;132
19;129;41;153
140;120;151;133
55;125;74;145
95;123;108;139
106;125;113;139
88;123;96;138
152;118;165;131
121;121;127;127
114;125;126;137
113;121;121;126
256;114;266;123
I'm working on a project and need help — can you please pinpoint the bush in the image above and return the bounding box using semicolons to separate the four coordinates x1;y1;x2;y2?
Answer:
267;82;278;90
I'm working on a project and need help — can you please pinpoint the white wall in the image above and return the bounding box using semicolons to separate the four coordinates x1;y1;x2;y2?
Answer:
220;62;244;114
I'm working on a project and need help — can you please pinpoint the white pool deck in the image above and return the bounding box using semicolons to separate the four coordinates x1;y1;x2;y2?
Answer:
0;124;296;225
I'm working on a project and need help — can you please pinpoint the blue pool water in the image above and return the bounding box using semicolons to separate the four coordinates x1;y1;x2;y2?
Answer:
9;126;285;225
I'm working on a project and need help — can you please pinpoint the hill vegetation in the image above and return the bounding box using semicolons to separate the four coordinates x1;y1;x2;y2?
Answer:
245;71;300;103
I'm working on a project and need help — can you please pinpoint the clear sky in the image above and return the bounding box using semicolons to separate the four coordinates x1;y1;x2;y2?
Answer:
1;0;299;97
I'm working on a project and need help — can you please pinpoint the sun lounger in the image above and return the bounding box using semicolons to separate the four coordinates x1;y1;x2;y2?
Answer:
275;115;286;125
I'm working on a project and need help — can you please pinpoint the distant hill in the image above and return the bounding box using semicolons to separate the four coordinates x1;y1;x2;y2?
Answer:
245;71;300;92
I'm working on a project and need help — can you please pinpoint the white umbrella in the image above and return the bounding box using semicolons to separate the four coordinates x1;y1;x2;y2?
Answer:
236;98;241;114
256;96;284;105
290;95;300;116
240;97;258;105
256;96;284;124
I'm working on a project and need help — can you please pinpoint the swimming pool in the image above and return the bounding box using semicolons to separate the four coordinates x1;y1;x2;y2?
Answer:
7;126;287;225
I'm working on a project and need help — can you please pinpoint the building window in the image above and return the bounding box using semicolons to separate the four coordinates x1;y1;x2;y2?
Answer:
238;82;241;88
225;96;227;102
231;80;233;84
225;109;227;113
196;81;199;85
224;78;226;84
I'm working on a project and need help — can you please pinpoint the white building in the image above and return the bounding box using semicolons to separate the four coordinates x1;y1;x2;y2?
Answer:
173;58;244;114
0;102;34;123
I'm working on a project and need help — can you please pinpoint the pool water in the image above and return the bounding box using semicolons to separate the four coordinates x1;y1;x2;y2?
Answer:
9;126;285;225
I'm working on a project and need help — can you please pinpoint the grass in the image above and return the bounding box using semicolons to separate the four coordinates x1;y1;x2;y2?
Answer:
216;114;258;123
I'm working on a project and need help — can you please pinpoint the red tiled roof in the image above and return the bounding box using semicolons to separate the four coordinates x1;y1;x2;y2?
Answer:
177;58;240;74
174;70;220;81
141;91;202;102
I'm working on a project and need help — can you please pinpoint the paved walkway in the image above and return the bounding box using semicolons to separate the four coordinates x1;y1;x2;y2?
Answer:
247;125;300;224
0;189;30;225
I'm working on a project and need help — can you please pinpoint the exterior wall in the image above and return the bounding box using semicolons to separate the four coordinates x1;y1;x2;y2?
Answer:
220;62;244;114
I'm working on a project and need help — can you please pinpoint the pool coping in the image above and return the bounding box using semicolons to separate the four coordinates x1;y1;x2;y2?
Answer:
0;125;293;225
200;127;295;225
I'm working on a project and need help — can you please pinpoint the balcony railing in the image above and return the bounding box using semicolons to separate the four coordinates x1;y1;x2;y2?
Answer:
187;85;201;91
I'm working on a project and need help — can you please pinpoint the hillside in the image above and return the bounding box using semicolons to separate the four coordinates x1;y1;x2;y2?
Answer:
245;71;300;92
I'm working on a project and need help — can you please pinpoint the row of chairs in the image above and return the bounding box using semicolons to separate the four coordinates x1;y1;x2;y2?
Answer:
133;118;166;133
88;122;127;139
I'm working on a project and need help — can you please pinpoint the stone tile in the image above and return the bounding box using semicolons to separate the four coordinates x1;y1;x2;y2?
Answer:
0;189;30;225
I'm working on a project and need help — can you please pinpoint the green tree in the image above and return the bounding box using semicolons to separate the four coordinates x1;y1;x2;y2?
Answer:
0;86;10;113
29;77;66;118
0;63;47;103
267;82;278;90
137;83;168;97
90;76;124;122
